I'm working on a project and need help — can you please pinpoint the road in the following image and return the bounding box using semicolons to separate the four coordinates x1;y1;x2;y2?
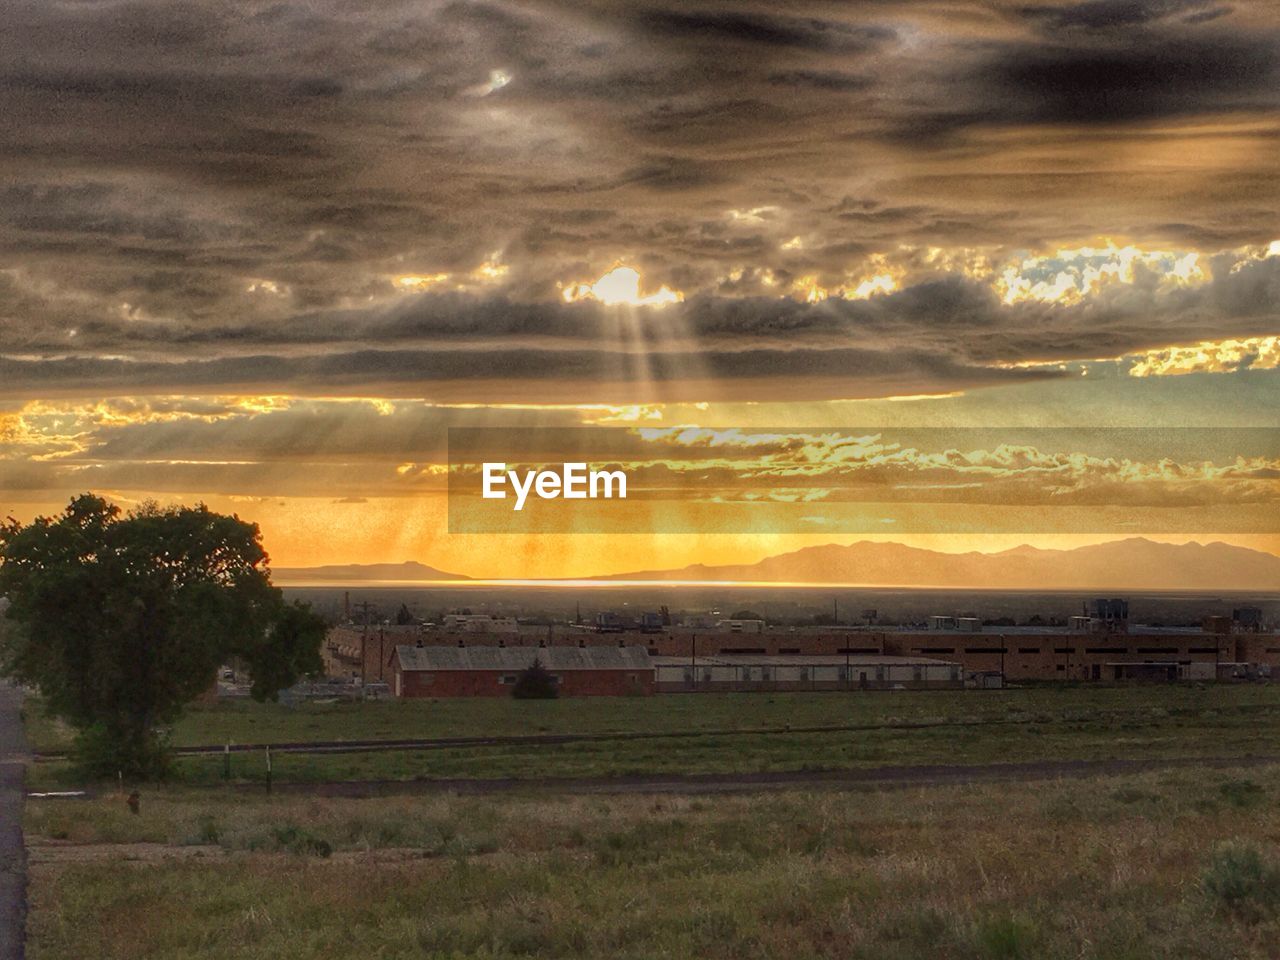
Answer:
0;684;27;960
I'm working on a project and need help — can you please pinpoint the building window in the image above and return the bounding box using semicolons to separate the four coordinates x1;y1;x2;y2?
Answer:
499;674;516;685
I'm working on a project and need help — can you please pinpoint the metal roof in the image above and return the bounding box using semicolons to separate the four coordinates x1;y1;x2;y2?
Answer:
650;654;956;667
394;644;652;672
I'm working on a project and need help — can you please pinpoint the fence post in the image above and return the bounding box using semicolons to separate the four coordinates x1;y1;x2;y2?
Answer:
265;744;272;794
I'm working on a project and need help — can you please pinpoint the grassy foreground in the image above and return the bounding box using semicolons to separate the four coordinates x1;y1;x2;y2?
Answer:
24;685;1280;787
26;765;1280;959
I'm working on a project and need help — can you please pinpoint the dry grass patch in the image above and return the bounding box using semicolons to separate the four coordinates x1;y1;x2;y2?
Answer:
24;764;1280;958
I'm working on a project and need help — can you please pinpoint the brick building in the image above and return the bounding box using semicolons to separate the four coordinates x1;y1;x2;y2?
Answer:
389;643;654;697
652;654;962;692
337;622;1278;689
883;628;1239;681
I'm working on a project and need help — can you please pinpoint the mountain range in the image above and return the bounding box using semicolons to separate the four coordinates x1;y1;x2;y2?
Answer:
597;538;1280;590
274;539;1280;590
273;560;469;582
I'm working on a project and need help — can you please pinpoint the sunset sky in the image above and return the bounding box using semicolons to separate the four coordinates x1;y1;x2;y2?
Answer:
1;0;1278;577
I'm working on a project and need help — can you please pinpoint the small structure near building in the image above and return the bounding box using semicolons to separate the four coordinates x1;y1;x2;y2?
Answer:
442;614;519;634
652;654;962;692
716;619;766;634
1107;661;1178;682
390;644;653;697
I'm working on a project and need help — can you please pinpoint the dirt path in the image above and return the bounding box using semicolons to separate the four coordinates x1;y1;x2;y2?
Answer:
201;753;1280;799
0;684;28;960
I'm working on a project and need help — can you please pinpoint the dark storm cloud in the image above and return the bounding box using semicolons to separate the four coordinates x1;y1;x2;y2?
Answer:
4;255;1277;390
636;10;894;53
0;343;1062;405
1019;0;1232;31
986;33;1278;125
0;0;1278;405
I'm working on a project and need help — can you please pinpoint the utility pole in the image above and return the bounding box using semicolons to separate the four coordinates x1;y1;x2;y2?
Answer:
353;601;374;689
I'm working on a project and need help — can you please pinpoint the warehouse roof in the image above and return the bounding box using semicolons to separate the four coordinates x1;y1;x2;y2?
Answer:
394;644;652;672
650;654;956;667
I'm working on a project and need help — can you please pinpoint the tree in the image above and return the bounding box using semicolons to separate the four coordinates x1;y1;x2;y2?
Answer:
510;657;558;699
0;494;326;777
730;610;763;622
395;603;416;626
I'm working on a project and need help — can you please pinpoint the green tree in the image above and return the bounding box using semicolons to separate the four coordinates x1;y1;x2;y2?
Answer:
511;657;559;699
0;494;325;778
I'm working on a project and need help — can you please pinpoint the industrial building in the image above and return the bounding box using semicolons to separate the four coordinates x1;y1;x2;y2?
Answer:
389;643;654;698
344;624;1280;688
652;654;962;692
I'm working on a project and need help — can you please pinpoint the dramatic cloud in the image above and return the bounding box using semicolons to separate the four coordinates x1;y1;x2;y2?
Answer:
2;0;1277;557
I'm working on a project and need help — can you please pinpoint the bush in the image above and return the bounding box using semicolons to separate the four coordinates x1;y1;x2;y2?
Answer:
1219;779;1265;809
1202;841;1280;921
270;824;333;857
511;658;558;699
973;914;1040;959
72;722;172;781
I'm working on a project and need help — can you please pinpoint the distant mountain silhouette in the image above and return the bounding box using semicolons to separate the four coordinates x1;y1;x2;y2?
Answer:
597;538;1280;590
274;560;469;582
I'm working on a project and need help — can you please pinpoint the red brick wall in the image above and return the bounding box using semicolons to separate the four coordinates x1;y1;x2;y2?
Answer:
397;668;654;698
1236;636;1280;667
882;632;1239;679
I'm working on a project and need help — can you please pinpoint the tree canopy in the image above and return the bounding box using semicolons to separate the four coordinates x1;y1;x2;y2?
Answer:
511;657;559;699
0;494;325;776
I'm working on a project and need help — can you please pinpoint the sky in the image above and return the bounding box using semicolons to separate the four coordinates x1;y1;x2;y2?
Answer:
1;0;1278;577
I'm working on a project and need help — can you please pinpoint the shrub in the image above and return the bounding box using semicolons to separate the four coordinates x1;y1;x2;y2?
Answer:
270;824;333;857
185;817;222;846
511;658;558;699
1219;779;1264;809
973;914;1040;960
1202;841;1280;921
72;722;172;781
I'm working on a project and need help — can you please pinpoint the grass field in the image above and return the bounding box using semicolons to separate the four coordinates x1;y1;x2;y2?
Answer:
25;764;1280;959
23;685;1280;787
25;685;1280;752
